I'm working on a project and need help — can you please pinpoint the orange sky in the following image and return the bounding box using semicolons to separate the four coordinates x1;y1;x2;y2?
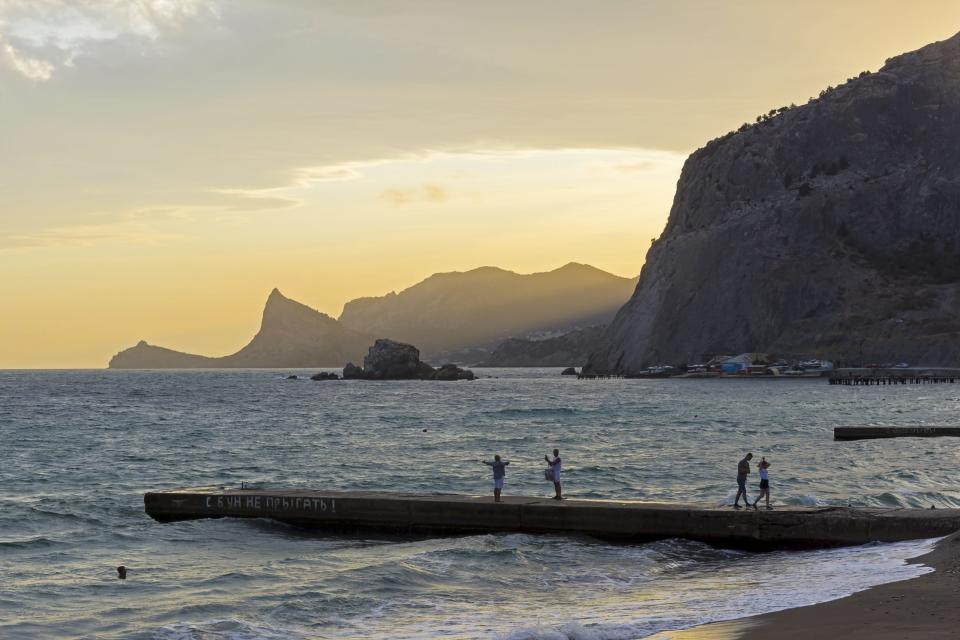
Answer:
2;1;960;367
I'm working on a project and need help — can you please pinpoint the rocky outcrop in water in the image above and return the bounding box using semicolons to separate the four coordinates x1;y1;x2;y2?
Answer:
109;289;372;368
480;326;605;367
586;32;960;373
343;339;475;380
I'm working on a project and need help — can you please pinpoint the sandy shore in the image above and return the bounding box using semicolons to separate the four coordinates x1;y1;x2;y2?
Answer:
734;531;960;639
644;532;960;640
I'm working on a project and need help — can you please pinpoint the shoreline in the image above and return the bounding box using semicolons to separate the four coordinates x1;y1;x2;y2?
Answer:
654;531;960;639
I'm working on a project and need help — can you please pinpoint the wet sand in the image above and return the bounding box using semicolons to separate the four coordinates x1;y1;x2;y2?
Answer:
734;530;960;638
657;531;960;639
644;620;754;639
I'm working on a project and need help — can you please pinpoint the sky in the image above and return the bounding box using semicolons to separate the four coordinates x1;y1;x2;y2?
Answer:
2;1;959;368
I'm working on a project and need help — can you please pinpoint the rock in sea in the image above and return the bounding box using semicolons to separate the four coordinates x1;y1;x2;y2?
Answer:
342;362;364;379
344;339;475;381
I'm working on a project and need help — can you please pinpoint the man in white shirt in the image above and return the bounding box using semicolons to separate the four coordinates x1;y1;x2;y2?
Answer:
545;448;562;500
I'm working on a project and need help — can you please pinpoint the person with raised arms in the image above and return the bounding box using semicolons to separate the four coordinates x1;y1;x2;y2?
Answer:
482;454;510;502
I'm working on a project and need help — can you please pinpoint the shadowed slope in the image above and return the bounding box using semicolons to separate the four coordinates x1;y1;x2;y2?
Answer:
339;263;637;358
587;31;960;374
109;289;372;368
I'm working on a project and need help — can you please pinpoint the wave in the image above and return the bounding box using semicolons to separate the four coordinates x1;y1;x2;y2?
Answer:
485;408;578;417
151;619;305;640
26;506;106;526
497;538;936;640
0;535;57;550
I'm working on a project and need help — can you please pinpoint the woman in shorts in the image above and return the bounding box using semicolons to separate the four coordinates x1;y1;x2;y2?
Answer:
753;457;772;510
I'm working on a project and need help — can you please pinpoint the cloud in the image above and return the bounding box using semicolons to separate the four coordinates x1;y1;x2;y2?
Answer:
423;183;447;202
0;187;300;250
612;160;658;172
1;220;183;250
205;189;301;212
0;0;220;80
381;183;448;207
0;35;54;79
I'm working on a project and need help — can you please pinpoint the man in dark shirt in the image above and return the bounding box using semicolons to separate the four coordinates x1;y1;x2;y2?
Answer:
734;452;753;509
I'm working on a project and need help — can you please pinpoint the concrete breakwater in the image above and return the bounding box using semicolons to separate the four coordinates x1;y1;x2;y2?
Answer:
835;426;960;440
829;368;960;385
144;488;960;550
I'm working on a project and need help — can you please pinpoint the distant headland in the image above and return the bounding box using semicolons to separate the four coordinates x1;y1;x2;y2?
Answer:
108;263;636;368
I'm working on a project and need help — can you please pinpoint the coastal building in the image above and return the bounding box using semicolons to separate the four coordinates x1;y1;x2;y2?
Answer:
721;354;754;374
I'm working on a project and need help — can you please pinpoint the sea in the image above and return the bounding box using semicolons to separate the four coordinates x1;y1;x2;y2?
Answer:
2;368;957;640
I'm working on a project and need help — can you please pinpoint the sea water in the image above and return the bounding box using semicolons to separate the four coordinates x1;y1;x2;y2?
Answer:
1;368;956;639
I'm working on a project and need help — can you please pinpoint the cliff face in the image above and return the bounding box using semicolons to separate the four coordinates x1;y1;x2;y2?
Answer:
109;289;372;368
480;326;605;367
339;263;637;358
586;32;960;373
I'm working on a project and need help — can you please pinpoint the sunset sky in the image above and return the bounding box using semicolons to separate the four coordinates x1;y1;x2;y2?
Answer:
2;1;959;368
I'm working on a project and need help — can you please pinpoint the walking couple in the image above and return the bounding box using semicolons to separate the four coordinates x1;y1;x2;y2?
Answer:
734;452;772;510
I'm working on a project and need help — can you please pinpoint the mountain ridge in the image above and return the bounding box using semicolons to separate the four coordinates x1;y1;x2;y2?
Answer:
339;262;637;358
109;289;373;368
109;263;636;368
585;31;960;373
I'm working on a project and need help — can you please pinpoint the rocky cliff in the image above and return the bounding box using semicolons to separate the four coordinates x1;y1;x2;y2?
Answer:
109;289;372;368
586;32;960;373
481;326;605;367
339;263;637;358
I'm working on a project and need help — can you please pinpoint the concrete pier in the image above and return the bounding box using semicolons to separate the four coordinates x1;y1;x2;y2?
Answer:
835;426;960;440
144;487;960;550
829;368;960;386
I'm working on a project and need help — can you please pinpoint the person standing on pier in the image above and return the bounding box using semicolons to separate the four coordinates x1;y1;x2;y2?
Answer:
545;449;562;500
753;457;772;510
734;452;753;508
482;455;510;502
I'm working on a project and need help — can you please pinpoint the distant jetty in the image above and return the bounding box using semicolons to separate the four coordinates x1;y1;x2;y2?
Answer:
835;426;960;440
144;487;960;550
829;367;960;385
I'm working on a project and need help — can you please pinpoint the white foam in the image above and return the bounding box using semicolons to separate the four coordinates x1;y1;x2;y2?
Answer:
151;618;307;640
496;537;938;640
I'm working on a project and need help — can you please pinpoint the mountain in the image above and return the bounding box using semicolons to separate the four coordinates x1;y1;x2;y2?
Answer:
480;326;605;367
585;32;960;374
338;263;638;358
109;264;637;368
109;289;372;368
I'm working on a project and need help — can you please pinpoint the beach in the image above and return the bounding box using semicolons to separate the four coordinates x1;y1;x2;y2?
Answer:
661;531;960;640
736;531;960;639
